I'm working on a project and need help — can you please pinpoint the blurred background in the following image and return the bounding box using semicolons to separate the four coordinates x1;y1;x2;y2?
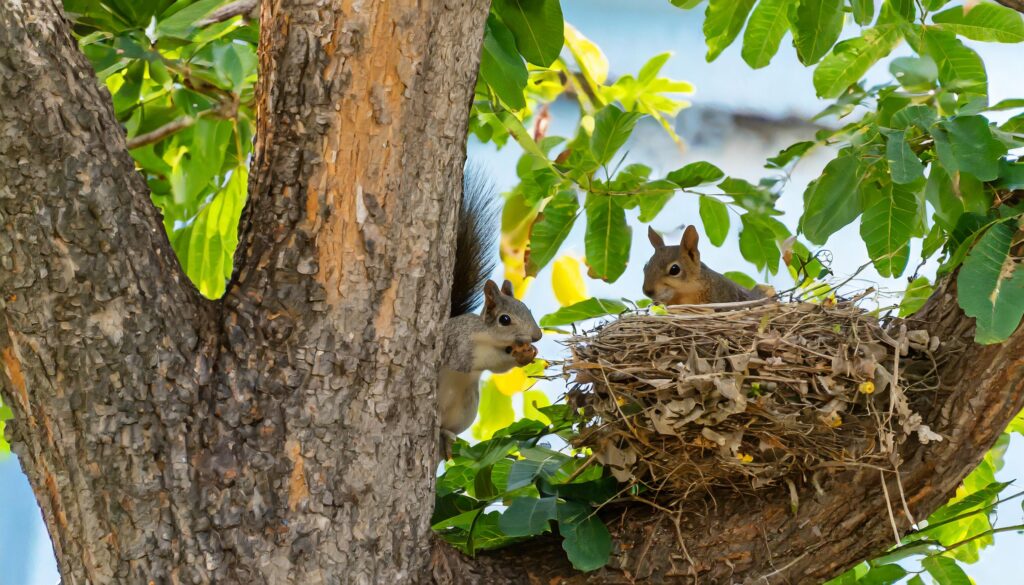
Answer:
2;0;1022;583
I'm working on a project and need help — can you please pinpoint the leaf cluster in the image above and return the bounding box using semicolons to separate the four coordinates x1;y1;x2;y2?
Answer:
433;409;617;572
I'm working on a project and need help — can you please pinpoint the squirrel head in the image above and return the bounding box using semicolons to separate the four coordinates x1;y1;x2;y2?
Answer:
642;225;704;304
481;279;543;346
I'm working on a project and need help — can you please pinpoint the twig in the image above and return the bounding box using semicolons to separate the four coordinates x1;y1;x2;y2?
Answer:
995;0;1024;15
881;470;902;547
126;115;195;150
196;0;259;27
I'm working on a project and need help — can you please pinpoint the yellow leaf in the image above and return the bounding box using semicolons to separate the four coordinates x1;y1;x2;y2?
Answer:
564;24;609;85
503;252;534;299
522;390;551;424
492;367;535;396
552;255;588;306
472;377;515;441
500;194;538;299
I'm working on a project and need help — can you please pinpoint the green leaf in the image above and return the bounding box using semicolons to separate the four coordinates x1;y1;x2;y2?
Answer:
699;196;730;247
703;0;757;61
813;25;902;98
957;220;1024;344
882;128;924;184
480;15;529;111
470;511;519;552
923;29;987;97
499;497;558;537
538;476;618;504
724;271;758;288
856;564;906;585
851;0;875;26
471;378;516;441
1007;409;1024;435
932;3;1024;43
584;194;631;282
890;55;938;90
741;0;792;69
526;190;579;276
922;556;971;585
492;0;565;67
155;0;225;39
892;104;939;131
792;0;844;66
590;105;644;165
860;181;919;277
558;502;612;572
931;116;1007;182
900;277;933;317
740;214;781;274
637;181;677;222
172;165;248;299
766;141;814;169
539;297;629;327
666;161;725;188
800;154;863;244
925;164;965;230
506;456;566;491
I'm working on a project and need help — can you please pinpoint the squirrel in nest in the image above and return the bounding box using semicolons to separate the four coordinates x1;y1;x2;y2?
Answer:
439;168;542;456
642;225;774;305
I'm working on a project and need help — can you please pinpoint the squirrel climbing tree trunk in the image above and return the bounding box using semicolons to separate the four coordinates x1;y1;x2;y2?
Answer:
1;1;1022;584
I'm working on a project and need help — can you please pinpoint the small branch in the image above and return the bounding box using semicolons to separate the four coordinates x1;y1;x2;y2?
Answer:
995;0;1024;14
125;99;238;150
125;115;195;150
196;0;259;27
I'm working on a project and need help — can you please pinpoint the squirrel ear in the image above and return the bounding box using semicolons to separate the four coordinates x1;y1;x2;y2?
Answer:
500;280;514;296
483;280;500;311
648;226;665;249
681;225;700;263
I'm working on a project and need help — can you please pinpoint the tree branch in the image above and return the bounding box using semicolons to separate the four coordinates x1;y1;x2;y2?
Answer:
995;0;1024;14
437;276;1024;584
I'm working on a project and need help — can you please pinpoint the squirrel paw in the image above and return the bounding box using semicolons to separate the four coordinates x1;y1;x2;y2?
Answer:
506;341;538;367
440;429;458;460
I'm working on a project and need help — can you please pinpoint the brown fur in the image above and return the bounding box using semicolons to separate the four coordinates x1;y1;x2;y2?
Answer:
642;225;767;305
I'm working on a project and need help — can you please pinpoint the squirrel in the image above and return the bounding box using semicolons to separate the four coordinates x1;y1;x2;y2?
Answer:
642;225;771;305
438;168;542;454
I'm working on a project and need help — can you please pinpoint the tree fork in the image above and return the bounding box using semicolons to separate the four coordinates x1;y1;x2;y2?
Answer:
0;0;489;582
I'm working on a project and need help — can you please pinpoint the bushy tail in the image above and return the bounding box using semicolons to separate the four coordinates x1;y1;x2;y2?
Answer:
450;165;499;317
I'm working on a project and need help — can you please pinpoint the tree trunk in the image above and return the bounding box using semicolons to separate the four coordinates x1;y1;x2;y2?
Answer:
2;1;1023;585
0;0;488;583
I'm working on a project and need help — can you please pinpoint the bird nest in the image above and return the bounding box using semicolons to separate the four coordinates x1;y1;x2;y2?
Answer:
564;300;948;505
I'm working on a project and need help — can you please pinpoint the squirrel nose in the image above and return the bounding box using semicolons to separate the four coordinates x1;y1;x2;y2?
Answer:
643;287;654;298
531;329;542;343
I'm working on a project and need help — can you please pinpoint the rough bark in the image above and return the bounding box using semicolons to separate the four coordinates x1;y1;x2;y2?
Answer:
0;0;488;583
434;278;1024;584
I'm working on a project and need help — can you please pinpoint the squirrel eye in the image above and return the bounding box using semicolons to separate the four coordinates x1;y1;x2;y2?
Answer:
499;314;512;326
668;264;681;276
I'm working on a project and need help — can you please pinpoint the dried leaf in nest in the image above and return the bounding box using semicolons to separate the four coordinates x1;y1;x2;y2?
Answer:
564;300;945;505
